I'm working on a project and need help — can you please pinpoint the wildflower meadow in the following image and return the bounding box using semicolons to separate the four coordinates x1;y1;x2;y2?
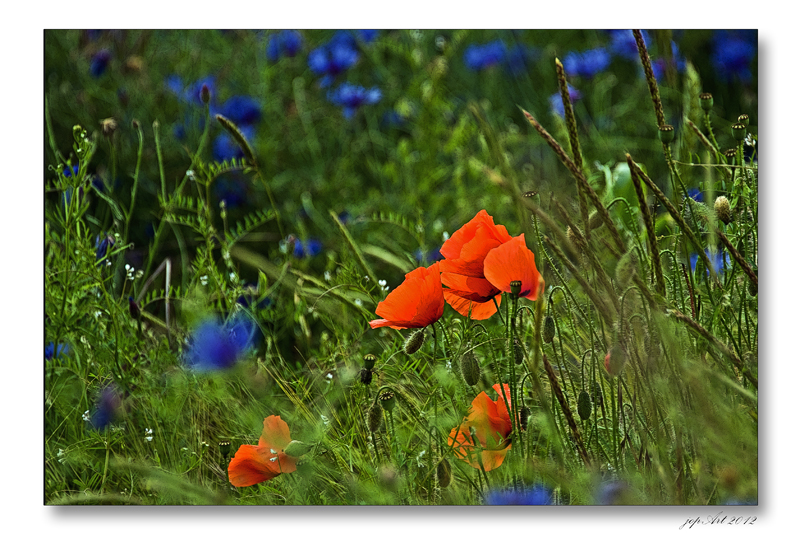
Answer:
43;27;763;518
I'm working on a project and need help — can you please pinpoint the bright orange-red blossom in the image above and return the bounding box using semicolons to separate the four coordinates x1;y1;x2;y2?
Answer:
448;384;515;471
483;234;545;300
369;263;444;330
439;210;513;319
228;415;298;487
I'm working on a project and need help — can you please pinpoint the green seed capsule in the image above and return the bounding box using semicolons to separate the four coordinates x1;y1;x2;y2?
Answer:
363;353;377;370
543;316;556;344
460;351;481;386
731;122;747;142
379;389;396;411
699;93;713;112
737;114;749;127
578;391;592;421
218;440;231;459
658;124;675;144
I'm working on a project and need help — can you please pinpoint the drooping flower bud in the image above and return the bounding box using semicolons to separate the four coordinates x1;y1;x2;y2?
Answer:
604;344;628;376
460;350;481;386
513;338;525;365
519;406;531;430
437;458;452;488
543;315;556;344
577;390;592;421
404;328;426;355
588;211;603;230
367;401;383;432
714;196;732;224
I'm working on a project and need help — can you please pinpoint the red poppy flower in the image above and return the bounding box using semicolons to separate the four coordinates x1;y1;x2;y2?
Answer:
369;263;445;330
228;415;298;487
483;235;544;301
448;384;514;471
440;210;513;319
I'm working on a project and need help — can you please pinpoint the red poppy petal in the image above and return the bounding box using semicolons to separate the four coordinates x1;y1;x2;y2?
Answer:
443;291;501;320
228;445;277;487
371;264;443;329
261;415;292;450
483;235;542;300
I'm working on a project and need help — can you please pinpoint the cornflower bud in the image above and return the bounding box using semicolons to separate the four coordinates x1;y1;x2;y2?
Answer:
200;84;211;105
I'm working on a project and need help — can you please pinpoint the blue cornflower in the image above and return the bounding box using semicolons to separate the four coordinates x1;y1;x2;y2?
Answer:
213;124;256;161
63;165;80;178
686;187;703;202
308;34;360;88
45;342;69;361
220;95;262;126
463;40;507;70
652;41;686;82
596;481;633;504
89;385;122;431
414;247;443;264
711;30;756;83
689;249;729;275
95;234;115;262
503;43;537;75
327;83;382;119
608;30;650;61
485;485;552;505
266;30;304;61
355;29;379;43
563;47;611;78
549;85;582;117
183;316;256;372
293;238;323;258
90;49;112;77
214;176;248;209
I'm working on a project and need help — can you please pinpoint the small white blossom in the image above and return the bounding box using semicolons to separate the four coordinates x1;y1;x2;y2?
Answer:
321;415;330;426
135;270;144;279
199;275;208;286
324;271;332;282
186;169;196;180
82;410;91;422
416;224;424;234
105;260;111;267
94;310;102;319
745;133;756;147
326;373;333;380
354;299;362;307
229;272;237;282
442;231;450;241
144;428;153;442
378;279;387;287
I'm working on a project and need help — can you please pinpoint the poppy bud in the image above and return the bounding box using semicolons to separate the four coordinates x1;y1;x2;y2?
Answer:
218;440;231;459
132;119;141;130
604;344;628;376
731;122;747;142
363;353;377;370
358;368;373;385
200;83;211;105
543;315;556;344
460;350;480;386
658;124;674;144
367;401;383;432
404;328;426;355
714;196;732;224
592;381;604;407
577;390;592;421
737;114;749;127
699;93;713;112
284;440;312;458
519;406;531;431
128;296;141;320
437;458;452;488
513;338;525;365
379;389;396;411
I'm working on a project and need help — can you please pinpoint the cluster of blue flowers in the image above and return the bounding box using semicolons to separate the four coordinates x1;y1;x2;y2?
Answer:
183;316;257;372
563;47;611;78
266;30;303;62
45;342;69;361
711;30;756;83
462;39;537;75
484;484;552;505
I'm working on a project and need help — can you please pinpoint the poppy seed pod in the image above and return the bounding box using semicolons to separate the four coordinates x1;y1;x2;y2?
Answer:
404;328;426;355
543;315;556;344
714;196;732;224
218;440;231;459
363;353;377;370
737;114;750;127
724;148;737;160
379;389;396;411
509;280;522;298
367;401;383;432
731;122;747;142
699;93;713;112
658;124;674;144
460;350;481;386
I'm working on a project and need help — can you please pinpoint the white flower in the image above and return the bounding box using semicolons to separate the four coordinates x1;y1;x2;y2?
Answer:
82;410;91;422
326;373;333;380
354;299;362;307
442;231;450;241
229;272;237;282
199;275;208;286
186;169;196;180
144;428;153;442
321;415;330;426
324;271;332;282
416;224;424;234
